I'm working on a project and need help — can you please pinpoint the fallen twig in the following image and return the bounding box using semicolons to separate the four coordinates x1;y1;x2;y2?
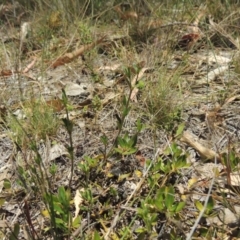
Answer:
180;131;220;161
50;36;106;68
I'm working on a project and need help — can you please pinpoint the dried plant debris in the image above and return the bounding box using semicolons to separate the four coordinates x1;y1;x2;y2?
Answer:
1;1;240;239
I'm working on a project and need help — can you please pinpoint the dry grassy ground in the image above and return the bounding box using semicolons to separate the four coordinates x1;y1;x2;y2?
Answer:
1;1;240;239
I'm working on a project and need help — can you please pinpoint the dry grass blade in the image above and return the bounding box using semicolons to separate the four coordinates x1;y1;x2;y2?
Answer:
209;16;240;50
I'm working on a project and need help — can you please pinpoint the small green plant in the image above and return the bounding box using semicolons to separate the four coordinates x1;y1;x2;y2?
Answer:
8;99;60;146
78;156;99;187
114;118;144;158
137;185;185;236
137;199;158;234
115;133;138;156
76;21;93;44
106;66;143;158
147;140;190;188
49;163;58;176
153;186;186;216
142;68;182;130
162;142;191;173
100;134;109;161
43;186;80;233
9;91;78;239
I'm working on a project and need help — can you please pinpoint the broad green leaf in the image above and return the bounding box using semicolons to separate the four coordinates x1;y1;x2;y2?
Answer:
122;95;127;105
53;202;64;214
3;179;11;189
55;218;65;224
175;202;186;212
9;223;20;240
195;200;204;212
58;186;66;202
72;216;81;228
136;80;145;89
134;170;142;178
175;122;185;138
0;198;5;207
123;106;130;117
118;173;130;182
188;178;198;189
131;133;138;147
58;186;70;207
135;227;147;233
206;196;214;213
154;198;164;211
114;147;137;155
93;231;103;240
165;186;174;209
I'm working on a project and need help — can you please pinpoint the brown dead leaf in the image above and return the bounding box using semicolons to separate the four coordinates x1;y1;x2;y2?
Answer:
1;64;36;77
51;36;106;68
46;98;64;112
1;69;13;76
176;33;200;50
175;6;205;50
124;11;138;21
224;95;240;106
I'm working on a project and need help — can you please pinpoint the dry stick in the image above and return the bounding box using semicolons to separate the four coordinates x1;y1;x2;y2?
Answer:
50;36;106;68
104;148;161;240
22;57;37;73
180;131;220;161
